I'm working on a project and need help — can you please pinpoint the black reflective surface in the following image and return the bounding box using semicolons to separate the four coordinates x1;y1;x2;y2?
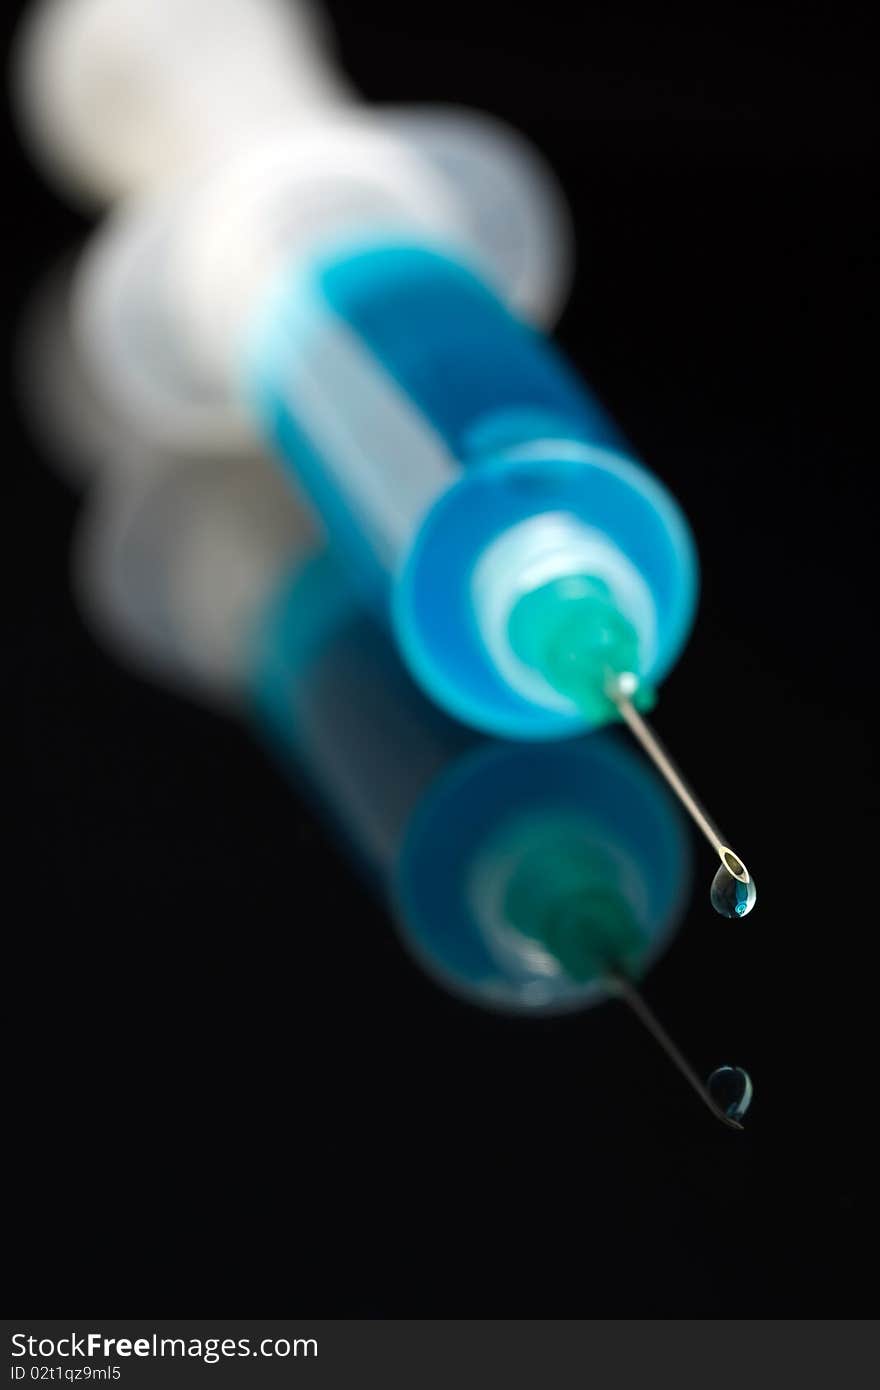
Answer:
6;0;876;1315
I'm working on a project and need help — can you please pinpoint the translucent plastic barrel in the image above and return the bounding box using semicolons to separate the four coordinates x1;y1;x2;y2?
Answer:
247;239;698;738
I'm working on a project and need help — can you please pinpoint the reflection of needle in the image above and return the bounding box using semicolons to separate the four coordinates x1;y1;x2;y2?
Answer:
607;971;744;1131
606;673;754;912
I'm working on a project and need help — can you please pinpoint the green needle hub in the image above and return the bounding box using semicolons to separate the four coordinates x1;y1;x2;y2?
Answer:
508;573;655;724
501;827;650;984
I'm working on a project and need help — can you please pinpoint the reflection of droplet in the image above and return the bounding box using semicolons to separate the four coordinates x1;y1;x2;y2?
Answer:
707;1065;753;1122
710;862;757;918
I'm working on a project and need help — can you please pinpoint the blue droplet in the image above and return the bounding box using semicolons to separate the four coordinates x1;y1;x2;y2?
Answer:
707;1065;753;1122
711;861;756;918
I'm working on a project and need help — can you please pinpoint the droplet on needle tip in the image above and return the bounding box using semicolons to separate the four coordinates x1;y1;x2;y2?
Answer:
707;1065;753;1124
710;850;757;919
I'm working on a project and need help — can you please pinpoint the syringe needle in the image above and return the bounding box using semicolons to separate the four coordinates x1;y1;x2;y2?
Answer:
606;672;756;919
607;971;751;1130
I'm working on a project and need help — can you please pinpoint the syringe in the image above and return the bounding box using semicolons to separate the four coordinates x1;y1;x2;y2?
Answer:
246;239;756;917
14;0;756;916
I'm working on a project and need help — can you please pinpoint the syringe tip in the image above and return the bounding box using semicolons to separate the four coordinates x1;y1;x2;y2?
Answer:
606;672;756;921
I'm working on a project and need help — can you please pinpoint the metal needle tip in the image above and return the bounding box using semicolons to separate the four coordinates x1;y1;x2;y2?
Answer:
606;673;756;918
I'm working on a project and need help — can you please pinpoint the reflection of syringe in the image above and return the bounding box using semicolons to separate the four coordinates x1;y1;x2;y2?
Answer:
45;406;750;1128
464;790;752;1129
609;977;752;1130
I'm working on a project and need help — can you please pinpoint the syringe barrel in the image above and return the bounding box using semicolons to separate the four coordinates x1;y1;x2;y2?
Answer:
246;240;698;738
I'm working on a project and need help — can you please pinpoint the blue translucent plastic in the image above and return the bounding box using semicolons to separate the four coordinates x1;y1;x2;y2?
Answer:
396;735;691;1009
246;239;699;738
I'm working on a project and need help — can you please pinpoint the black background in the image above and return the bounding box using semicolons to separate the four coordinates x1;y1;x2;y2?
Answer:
5;0;877;1315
